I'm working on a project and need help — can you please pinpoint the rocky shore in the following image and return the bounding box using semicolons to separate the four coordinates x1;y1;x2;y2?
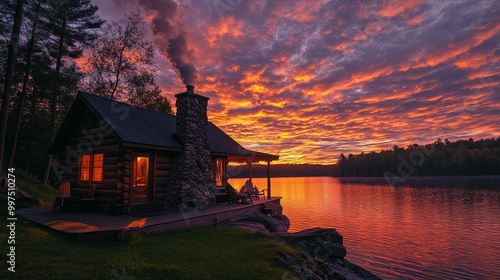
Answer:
222;212;381;280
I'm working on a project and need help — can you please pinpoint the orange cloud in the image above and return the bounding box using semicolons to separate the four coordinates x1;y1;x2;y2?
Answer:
416;23;500;68
239;66;268;85
408;15;423;25
468;69;498;81
281;0;330;23
207;16;245;47
379;0;426;17
354;22;383;41
454;52;495;70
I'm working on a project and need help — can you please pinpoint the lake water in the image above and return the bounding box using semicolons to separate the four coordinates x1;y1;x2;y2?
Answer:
229;176;500;280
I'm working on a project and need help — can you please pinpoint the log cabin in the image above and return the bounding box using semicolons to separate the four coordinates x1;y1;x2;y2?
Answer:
49;85;278;214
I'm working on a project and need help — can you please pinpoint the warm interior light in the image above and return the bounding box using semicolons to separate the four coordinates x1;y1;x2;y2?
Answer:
135;156;149;187
214;158;224;187
80;155;91;181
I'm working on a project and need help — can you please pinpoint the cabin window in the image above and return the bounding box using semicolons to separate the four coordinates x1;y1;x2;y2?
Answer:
213;158;225;187
80;155;91;181
79;153;104;183
134;156;149;187
132;155;151;204
92;153;104;182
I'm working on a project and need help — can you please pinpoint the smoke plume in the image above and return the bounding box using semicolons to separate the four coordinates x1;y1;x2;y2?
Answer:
139;0;198;85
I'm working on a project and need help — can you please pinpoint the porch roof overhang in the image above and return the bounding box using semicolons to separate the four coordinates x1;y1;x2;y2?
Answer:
225;151;279;163
121;142;279;162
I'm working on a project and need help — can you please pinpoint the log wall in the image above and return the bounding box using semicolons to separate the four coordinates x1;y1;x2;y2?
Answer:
54;109;121;213
154;152;173;205
53;109;176;214
118;146;131;213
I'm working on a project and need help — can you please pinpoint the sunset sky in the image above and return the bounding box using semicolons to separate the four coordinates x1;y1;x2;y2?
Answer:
90;0;499;164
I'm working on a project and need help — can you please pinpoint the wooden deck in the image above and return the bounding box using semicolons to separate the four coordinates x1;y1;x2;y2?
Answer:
17;197;282;241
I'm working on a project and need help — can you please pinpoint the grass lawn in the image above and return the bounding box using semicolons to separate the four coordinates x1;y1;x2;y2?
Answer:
1;174;301;280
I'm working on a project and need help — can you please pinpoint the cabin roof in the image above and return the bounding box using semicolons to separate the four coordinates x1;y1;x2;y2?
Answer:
50;91;278;162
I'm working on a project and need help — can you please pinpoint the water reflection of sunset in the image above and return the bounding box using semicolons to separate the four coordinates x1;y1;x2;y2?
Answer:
230;177;500;279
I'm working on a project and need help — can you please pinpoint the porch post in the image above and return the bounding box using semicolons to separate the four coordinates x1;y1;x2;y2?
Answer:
267;160;271;199
248;161;252;182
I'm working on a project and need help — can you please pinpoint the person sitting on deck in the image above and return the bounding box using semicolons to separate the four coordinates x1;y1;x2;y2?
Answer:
240;180;266;199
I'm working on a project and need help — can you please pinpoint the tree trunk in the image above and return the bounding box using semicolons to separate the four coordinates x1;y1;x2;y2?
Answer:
0;0;25;174
42;14;66;185
110;46;125;100
8;0;41;169
24;88;40;172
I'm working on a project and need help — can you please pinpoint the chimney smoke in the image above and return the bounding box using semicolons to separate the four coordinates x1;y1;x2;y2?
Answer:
139;0;198;85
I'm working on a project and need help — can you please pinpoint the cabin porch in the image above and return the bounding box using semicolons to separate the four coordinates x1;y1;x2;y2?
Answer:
17;197;282;241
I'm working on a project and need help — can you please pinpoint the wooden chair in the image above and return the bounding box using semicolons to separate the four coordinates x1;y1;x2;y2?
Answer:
242;180;267;200
226;185;253;204
59;181;70;197
53;181;76;212
53;182;97;212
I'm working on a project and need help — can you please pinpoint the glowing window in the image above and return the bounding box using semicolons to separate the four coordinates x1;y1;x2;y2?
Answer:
214;158;225;187
134;156;149;187
80;155;91;181
92;154;104;182
80;154;104;183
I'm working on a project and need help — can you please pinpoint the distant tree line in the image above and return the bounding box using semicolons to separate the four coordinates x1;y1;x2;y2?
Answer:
0;0;172;182
333;138;500;177
228;164;335;178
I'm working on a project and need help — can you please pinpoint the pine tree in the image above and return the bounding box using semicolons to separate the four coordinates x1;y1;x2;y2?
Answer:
0;0;25;175
41;0;103;184
8;0;44;168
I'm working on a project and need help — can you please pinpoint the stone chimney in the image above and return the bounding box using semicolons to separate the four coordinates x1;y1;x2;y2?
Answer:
166;85;216;210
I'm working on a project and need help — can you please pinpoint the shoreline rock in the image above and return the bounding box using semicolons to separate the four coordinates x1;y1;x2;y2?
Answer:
222;213;381;280
275;228;381;280
221;211;290;233
274;227;347;259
